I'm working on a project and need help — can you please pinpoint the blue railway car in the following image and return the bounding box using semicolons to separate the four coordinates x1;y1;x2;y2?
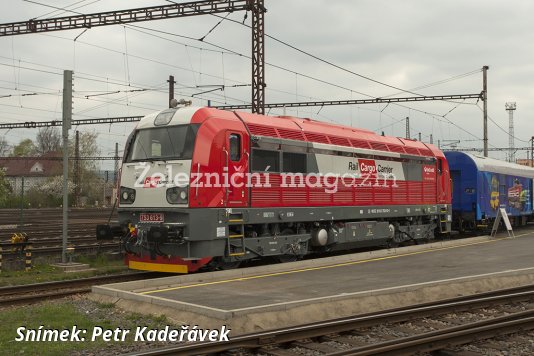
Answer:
444;151;534;231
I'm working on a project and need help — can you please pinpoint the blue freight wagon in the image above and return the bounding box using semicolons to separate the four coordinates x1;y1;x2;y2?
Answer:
444;151;534;231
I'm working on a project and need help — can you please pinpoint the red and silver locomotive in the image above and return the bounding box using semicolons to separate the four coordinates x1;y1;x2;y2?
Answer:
97;104;452;273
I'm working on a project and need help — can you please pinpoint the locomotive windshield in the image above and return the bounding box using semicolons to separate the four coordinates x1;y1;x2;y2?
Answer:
126;124;199;162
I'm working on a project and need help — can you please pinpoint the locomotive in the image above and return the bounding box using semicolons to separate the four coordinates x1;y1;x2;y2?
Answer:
97;104;452;273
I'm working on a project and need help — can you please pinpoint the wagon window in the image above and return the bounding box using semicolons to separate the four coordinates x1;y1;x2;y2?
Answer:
252;149;280;172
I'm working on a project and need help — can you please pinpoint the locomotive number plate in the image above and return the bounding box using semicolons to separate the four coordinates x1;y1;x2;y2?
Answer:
139;213;164;222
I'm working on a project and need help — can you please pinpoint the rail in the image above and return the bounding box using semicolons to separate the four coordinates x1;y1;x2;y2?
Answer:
128;284;534;355
0;272;160;307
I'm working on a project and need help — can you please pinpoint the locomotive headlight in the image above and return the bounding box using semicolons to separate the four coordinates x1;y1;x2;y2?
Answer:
120;187;136;204
166;188;180;204
167;186;189;204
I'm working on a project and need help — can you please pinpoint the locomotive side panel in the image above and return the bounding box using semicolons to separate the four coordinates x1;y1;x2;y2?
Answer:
249;137;440;208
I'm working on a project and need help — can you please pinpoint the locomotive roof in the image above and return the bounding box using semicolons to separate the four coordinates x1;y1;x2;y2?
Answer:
137;106;444;158
448;152;534;179
233;109;443;158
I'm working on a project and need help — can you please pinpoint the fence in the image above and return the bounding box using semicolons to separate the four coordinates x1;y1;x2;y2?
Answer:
0;170;117;209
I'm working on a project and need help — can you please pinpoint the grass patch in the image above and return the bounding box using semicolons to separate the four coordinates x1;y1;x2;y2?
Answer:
0;303;113;355
0;301;173;355
0;255;128;287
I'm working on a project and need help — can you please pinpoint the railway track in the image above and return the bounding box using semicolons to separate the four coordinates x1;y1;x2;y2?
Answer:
0;241;121;257
0;271;161;307
0;207;116;238
1;234;108;248
0;226;105;238
0;208;120;258
130;284;534;355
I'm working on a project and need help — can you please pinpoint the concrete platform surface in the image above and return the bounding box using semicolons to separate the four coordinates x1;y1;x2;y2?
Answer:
91;230;534;334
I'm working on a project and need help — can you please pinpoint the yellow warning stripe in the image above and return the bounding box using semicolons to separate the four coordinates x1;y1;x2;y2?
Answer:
129;260;188;274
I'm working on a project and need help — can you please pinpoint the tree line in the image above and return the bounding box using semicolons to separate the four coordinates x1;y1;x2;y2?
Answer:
0;127;113;208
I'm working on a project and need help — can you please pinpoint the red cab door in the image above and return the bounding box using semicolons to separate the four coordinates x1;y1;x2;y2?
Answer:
222;131;249;207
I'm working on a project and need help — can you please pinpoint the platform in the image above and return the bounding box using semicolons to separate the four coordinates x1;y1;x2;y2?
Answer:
92;229;534;335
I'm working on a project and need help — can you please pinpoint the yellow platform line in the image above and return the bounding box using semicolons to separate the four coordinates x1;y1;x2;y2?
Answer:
140;231;532;295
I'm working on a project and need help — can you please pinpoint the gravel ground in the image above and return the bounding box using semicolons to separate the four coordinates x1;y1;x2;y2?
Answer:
452;331;534;355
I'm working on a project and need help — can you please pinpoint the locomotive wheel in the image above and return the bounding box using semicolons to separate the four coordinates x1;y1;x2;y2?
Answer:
386;239;399;249
214;257;242;270
218;261;242;270
276;254;300;263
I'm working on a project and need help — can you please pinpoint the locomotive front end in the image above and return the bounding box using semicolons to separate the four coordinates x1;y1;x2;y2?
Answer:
96;106;219;273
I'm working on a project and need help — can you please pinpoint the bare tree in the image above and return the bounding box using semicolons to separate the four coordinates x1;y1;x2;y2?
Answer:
69;131;101;203
36;127;61;155
0;136;10;156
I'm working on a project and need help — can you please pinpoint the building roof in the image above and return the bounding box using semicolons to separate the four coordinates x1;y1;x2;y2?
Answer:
0;152;63;177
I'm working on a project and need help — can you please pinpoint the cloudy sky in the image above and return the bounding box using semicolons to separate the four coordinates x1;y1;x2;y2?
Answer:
1;0;533;168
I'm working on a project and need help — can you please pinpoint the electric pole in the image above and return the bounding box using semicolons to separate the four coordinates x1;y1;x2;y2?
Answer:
114;142;119;187
62;70;73;264
405;117;410;139
505;102;516;162
251;0;266;115
483;65;489;157
74;130;80;207
168;75;175;108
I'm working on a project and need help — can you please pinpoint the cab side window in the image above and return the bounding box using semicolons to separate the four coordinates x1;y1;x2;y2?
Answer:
229;134;241;161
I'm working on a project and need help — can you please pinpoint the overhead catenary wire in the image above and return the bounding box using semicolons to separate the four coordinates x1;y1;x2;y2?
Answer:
11;0;483;114
8;1;480;114
8;0;376;100
0;39;336;113
27;0;102;19
2;0;491;148
192;5;483;101
475;103;529;143
0;58;488;147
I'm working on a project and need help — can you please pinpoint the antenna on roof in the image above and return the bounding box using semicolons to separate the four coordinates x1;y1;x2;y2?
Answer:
170;98;192;108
